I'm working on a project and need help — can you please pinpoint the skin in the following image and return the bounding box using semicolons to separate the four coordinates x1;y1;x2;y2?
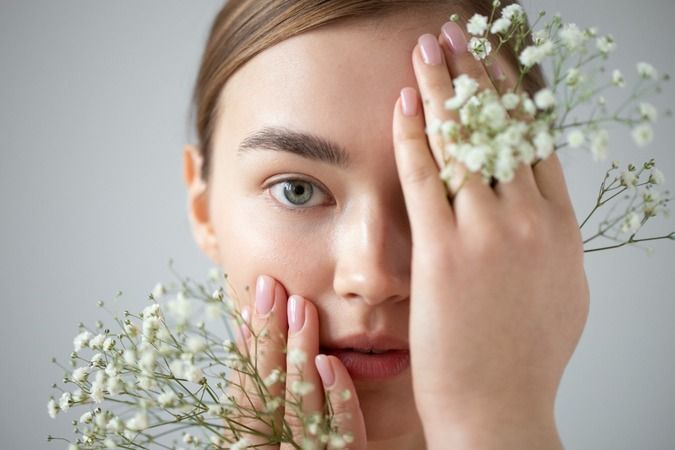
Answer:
183;7;590;450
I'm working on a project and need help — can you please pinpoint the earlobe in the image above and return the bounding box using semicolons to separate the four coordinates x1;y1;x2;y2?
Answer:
182;144;221;266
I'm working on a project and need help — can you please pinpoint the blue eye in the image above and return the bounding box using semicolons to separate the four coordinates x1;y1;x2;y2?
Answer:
268;178;329;210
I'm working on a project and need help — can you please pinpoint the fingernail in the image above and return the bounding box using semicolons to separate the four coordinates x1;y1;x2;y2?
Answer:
315;354;335;388
256;274;275;315
441;21;467;54
400;87;418;117
240;306;251;340
287;295;305;335
418;34;442;65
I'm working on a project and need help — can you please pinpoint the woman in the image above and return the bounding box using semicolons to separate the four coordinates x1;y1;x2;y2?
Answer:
182;0;590;448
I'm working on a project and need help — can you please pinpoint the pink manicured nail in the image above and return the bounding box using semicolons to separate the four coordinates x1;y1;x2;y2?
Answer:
255;274;274;315
441;21;467;54
315;354;335;388
400;87;418;117
287;295;305;335
418;34;442;65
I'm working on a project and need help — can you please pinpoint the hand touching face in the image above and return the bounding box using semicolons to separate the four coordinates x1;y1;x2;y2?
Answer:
391;20;589;448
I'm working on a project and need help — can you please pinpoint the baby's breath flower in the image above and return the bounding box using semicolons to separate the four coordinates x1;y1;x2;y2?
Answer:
47;398;58;418
340;389;352;401
151;283;166;300
564;67;582;86
123;322;138;337
639;102;658;122
89;333;106;350
612;69;625;87
72;366;89;383
533;129;555;159
466;13;488;35
445;74;479;110
167;292;191;324
620;211;642;234
522;96;536;116
637;62;658;80
558;23;586;50
290;380;315;396
263;368;282;387
649;168;665;185
288;347;308;366
184;363;205;384
567;129;585;148
534;88;556;110
73;331;92;352
490;17;511;34
501;92;520;110
519;40;553;67
501;3;523;20
59;392;72;412
596;34;616;54
230;437;251;450
106;416;124;433
142;303;161;319
90;352;104;367
80;411;94;424
125;411;149;432
468;36;492;60
187;336;207;354
632;123;654;147
106;376;124;396
157;390;179;408
122;349;136;366
620;170;638;188
590;129;610;161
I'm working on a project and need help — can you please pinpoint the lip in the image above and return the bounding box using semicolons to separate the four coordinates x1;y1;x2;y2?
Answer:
320;332;410;381
321;332;409;352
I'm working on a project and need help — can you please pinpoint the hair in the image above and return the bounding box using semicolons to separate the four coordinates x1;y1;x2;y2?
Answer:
188;0;546;184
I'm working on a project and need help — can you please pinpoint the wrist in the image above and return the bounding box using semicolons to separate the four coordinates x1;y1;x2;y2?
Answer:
422;402;563;450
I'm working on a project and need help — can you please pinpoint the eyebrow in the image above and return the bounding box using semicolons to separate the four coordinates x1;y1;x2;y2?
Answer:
237;126;350;169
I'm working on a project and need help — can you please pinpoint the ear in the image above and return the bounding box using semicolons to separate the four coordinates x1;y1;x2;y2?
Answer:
182;144;220;266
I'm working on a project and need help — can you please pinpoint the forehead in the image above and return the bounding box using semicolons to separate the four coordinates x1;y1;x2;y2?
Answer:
215;11;451;166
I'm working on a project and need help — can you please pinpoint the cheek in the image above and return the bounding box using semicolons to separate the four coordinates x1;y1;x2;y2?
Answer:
212;195;334;308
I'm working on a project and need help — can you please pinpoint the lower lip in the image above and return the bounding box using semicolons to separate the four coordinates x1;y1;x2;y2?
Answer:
321;348;410;380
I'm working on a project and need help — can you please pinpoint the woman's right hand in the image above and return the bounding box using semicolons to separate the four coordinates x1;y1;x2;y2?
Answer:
221;274;367;449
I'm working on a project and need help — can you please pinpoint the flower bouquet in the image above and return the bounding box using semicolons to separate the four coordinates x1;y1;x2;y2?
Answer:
47;2;673;449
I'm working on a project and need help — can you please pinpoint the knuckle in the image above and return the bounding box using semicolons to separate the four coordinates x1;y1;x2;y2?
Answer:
401;163;437;187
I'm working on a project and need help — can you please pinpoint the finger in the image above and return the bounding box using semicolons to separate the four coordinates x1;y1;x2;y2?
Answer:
280;295;323;450
315;355;367;450
440;21;495;92
413;33;493;201
228;275;288;449
393;88;456;238
438;21;542;204
531;151;576;215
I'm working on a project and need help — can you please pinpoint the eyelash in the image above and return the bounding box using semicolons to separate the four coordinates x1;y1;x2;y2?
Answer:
265;176;333;213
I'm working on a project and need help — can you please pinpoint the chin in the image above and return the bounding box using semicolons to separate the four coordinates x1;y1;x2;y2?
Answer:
355;372;423;441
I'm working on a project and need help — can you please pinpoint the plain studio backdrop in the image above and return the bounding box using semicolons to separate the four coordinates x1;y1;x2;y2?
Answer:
1;1;674;449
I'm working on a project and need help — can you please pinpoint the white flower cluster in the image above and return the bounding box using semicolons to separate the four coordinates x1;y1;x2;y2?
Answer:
434;1;669;195
47;267;341;450
429;76;558;185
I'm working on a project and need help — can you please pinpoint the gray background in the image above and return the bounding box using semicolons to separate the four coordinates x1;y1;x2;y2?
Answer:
1;1;673;449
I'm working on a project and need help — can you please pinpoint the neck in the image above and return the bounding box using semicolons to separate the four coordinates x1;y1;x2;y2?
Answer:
367;430;427;450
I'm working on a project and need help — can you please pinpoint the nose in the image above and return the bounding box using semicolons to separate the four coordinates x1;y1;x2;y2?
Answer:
332;199;411;306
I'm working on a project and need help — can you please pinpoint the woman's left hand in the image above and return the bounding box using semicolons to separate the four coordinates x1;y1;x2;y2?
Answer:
391;23;590;449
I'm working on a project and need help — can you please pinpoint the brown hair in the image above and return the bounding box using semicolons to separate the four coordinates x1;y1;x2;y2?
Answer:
188;0;546;184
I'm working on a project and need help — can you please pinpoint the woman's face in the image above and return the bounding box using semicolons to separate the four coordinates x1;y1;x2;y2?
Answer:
185;9;511;443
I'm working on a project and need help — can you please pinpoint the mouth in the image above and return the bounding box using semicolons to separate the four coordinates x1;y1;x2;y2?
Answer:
319;333;410;380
